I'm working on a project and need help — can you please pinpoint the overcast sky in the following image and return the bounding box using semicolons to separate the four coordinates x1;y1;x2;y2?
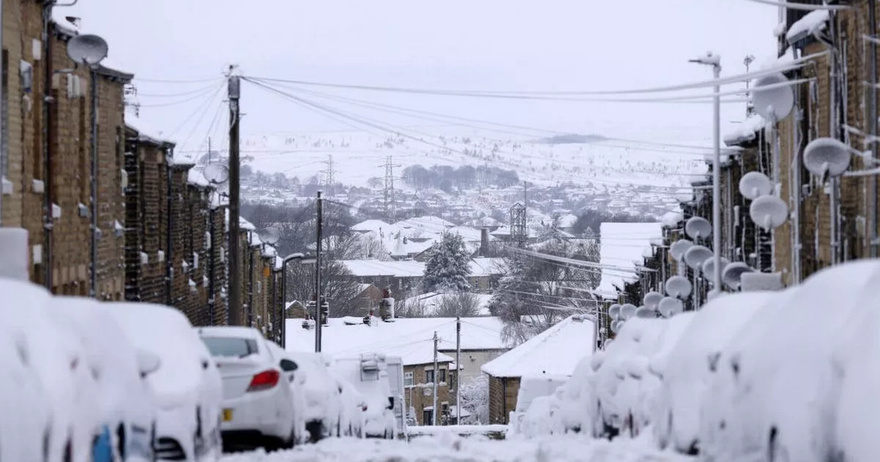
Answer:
61;0;780;154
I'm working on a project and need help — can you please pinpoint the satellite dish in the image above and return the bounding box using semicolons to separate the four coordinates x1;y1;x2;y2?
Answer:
610;320;622;334
257;227;281;245
635;306;656;319
684;245;713;271
666;275;692;298
749;196;789;231
608;304;621;320
203;162;230;185
738;171;774;200
702;257;731;281
685;217;712;240
669;239;694;261
643;291;663;310
659;297;684;318
66;34;109;66
803;137;853;178
722;262;754;291
620;304;638;320
751;73;795;121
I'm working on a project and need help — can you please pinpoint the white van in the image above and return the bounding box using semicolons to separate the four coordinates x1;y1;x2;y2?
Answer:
329;354;396;439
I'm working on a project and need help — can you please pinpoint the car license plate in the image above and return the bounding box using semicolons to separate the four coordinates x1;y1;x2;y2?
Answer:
222;409;233;422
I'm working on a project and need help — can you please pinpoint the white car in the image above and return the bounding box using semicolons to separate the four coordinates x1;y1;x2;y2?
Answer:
106;303;223;461
197;327;298;450
331;374;367;438
589;318;666;439
329;354;395;439
286;352;342;442
701;261;880;462
54;297;159;462
265;341;308;444
1;278;97;462
0;279;52;462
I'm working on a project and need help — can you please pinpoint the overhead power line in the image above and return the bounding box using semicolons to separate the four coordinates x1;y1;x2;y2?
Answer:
243;61;807;99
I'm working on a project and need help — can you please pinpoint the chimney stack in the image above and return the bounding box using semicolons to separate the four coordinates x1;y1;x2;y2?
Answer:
480;228;490;257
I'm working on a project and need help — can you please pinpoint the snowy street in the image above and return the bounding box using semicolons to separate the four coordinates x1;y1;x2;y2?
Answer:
220;436;691;462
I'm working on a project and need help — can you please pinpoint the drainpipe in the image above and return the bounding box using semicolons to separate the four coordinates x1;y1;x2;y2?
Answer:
869;1;878;258
88;68;98;297
208;207;216;325
0;0;4;227
41;4;53;290
165;148;173;306
791;47;802;284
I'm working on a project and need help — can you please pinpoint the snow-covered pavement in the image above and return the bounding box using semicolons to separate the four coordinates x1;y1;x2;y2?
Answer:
220;436;693;462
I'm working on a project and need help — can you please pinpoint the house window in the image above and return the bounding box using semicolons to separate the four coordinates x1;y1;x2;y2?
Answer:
404;371;413;387
438;368;447;384
425;369;434;384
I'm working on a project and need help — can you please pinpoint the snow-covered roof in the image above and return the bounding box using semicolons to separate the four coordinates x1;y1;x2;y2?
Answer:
285;316;509;366
394;216;456;234
351;219;394;234
239;217;256;231
126;118;175;147
187;169;210;188
481;315;595;378
786;9;830;44
724;114;769;147
597;222;663;297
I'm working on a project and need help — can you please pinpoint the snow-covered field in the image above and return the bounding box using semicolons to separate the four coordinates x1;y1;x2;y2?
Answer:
221;435;693;462
239;130;709;189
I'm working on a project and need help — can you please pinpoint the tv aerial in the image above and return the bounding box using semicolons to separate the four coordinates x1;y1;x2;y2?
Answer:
66;34;109;67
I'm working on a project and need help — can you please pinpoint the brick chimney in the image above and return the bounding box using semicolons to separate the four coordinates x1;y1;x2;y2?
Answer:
480;228;490;257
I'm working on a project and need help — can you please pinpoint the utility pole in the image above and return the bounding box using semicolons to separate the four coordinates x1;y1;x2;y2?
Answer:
432;330;439;426
315;191;324;353
455;317;461;425
227;72;242;325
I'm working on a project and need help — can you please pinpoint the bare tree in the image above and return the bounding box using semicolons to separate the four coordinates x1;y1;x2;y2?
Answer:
435;292;481;317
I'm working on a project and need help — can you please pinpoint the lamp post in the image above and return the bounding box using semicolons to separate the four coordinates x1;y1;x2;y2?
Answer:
689;52;723;298
279;252;316;349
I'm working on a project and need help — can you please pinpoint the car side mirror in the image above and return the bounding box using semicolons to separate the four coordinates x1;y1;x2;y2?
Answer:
280;359;298;372
201;359;210;370
136;350;161;378
387;397;394;410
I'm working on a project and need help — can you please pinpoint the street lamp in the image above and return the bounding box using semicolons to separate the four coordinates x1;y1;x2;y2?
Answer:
689;52;723;300
279;252;316;349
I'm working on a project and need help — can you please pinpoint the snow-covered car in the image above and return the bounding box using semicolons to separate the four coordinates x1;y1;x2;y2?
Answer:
519;393;564;439
700;261;880;462
834;265;880;462
508;374;569;437
550;354;601;436
589;318;666;439
54;297;159;462
329;354;396;439
0;279;52;462
1;278;99;462
265;341;308;444
643;312;696;444
197;327;298;450
286;351;342;442
655;291;778;455
106;303;223;461
331;374;367;438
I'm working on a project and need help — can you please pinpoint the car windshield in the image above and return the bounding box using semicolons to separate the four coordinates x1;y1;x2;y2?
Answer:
201;337;258;358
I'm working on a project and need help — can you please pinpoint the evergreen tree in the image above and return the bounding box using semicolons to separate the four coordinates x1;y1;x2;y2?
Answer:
423;232;472;293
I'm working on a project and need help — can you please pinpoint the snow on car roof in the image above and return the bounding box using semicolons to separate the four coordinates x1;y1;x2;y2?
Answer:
481;315;595;378
596;222;663;297
285;316;507;366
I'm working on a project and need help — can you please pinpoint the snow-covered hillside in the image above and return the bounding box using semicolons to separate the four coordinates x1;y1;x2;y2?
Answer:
239;129;710;191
